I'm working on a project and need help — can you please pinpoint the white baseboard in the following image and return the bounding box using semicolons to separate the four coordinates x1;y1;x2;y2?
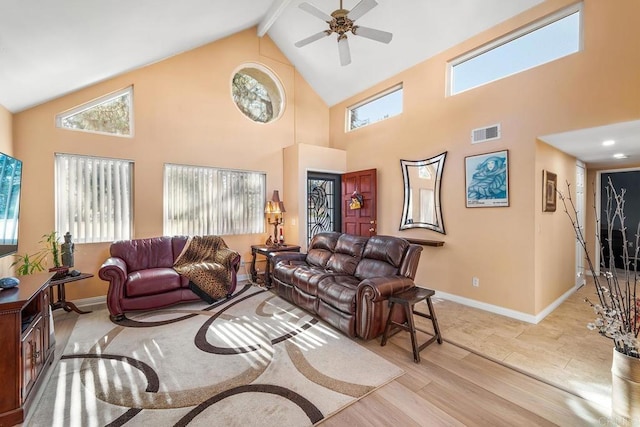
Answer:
434;286;576;324
531;286;576;323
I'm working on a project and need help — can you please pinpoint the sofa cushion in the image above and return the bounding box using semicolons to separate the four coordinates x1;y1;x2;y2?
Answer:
272;260;305;284
355;236;409;280
317;275;361;314
326;234;368;275
363;235;409;266
125;267;182;297
354;259;399;280
305;232;340;268
111;237;175;272
171;236;188;261
292;266;335;295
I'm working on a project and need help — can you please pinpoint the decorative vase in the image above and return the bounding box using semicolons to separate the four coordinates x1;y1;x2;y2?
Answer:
611;348;640;424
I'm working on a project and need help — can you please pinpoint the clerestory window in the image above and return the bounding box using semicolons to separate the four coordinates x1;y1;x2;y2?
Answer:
55;86;133;137
449;4;582;95
347;84;403;132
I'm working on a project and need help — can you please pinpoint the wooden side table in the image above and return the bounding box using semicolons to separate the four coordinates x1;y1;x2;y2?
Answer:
250;244;300;286
380;286;443;363
48;273;94;314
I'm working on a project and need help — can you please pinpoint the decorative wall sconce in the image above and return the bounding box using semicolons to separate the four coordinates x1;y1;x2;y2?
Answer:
265;190;286;246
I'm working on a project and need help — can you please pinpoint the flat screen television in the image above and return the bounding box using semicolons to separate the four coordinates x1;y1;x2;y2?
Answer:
0;152;22;258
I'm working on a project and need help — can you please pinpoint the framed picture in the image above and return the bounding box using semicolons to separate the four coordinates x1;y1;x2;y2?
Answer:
542;170;557;212
465;150;509;208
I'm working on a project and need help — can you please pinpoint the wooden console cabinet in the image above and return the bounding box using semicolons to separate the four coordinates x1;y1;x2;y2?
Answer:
0;272;55;426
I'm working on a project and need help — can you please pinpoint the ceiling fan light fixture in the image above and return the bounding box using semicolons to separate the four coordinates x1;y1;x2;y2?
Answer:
295;0;392;65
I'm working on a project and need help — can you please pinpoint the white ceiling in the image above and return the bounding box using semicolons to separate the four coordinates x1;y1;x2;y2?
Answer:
540;120;640;169
2;0;636;167
0;0;543;113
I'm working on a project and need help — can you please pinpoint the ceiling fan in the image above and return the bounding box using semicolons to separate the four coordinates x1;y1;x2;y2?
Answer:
294;0;393;66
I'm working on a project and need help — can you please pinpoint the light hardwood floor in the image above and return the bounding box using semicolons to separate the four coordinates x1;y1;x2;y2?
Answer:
42;281;614;426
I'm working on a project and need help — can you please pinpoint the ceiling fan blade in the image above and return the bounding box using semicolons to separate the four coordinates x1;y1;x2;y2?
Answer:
299;2;333;22
338;36;351;66
352;26;393;44
347;0;378;21
295;31;330;47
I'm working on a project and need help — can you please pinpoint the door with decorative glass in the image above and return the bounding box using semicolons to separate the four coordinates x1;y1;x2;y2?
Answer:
307;172;342;246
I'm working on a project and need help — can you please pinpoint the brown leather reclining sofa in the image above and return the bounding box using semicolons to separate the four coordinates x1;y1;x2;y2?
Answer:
99;236;240;320
271;232;423;340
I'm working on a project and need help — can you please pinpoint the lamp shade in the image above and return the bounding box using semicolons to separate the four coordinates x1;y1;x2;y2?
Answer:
264;190;285;214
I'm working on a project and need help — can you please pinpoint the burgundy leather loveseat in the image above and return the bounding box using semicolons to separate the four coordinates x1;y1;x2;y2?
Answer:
99;236;240;320
270;232;423;340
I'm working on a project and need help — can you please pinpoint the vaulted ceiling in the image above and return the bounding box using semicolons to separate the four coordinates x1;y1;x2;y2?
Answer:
0;0;543;113
2;0;637;166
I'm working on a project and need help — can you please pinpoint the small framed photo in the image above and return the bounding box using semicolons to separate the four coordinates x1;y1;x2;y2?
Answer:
465;150;509;208
542;170;557;212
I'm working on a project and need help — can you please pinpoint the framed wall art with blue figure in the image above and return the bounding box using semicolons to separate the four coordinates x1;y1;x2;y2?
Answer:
465;150;509;208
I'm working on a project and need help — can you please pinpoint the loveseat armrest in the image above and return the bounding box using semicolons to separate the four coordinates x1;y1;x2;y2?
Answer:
356;276;416;340
99;257;128;319
215;247;241;272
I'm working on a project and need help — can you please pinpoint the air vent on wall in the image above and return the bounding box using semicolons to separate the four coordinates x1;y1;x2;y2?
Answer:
471;124;501;144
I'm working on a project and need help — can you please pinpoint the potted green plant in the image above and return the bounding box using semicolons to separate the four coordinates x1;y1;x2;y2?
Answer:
11;231;69;278
41;231;68;279
11;251;46;276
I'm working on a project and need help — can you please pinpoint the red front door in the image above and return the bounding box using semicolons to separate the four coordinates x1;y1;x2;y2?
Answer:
342;169;377;236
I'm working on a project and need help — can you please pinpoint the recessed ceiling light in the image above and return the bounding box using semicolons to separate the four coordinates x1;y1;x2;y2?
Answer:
602;140;615;146
613;153;628;159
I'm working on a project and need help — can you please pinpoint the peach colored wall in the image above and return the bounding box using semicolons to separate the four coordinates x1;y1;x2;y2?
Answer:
283;143;347;252
329;0;640;315
12;29;330;300
534;141;577;313
294;73;330;147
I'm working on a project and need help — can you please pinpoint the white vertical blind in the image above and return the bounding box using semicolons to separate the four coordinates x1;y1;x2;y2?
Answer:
55;153;133;243
164;164;265;236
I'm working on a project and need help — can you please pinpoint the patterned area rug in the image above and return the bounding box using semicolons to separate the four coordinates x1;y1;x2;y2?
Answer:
29;285;403;426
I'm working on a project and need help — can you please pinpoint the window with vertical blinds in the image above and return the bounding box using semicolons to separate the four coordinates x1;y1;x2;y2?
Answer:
163;164;265;236
55;153;133;243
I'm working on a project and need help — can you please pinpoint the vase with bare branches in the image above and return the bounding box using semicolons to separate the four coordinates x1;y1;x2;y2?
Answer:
559;177;639;423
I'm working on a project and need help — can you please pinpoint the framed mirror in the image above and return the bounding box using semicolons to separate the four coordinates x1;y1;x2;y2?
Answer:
400;152;447;234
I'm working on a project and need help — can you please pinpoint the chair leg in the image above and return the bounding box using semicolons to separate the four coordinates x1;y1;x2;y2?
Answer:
404;302;420;363
426;296;443;344
381;301;395;347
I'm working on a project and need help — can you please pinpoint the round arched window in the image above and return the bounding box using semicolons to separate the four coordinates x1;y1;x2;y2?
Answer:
231;63;285;124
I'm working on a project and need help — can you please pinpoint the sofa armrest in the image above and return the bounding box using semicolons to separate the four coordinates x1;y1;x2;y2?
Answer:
355;276;416;340
99;257;128;318
271;252;307;266
357;276;415;302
